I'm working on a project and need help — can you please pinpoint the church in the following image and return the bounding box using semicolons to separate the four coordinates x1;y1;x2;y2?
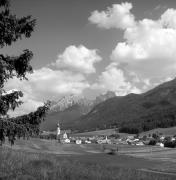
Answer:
57;122;71;143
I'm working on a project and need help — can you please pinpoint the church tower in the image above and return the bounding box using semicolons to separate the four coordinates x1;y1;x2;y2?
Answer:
57;122;61;141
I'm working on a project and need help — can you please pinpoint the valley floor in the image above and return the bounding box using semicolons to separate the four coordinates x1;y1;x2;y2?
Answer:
1;138;176;179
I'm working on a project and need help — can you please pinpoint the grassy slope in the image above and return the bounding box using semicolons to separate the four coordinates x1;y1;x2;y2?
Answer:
73;126;176;137
72;128;135;138
3;138;102;155
140;126;176;136
73;128;117;137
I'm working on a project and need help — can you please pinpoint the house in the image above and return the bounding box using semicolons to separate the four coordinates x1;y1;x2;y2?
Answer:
171;137;176;141
156;142;164;147
63;132;68;139
62;138;70;144
85;140;91;144
136;142;144;146
160;136;165;141
97;136;111;144
76;139;82;144
127;135;135;140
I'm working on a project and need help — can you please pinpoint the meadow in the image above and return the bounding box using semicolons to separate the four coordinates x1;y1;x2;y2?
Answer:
73;127;176;137
1;138;176;179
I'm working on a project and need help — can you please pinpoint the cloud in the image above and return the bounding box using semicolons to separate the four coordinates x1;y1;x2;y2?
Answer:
160;9;176;28
92;63;141;96
111;15;176;80
88;2;136;29
90;2;176;83
5;67;90;116
4;44;101;116
8;97;43;117
55;45;102;74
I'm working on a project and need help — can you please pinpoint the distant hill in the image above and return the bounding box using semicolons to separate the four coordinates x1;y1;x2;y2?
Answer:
40;92;116;131
69;78;176;133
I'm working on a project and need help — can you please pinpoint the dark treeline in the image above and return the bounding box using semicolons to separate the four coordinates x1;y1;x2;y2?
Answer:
119;106;176;134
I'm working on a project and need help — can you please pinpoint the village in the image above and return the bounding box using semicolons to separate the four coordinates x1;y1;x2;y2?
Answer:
39;123;176;148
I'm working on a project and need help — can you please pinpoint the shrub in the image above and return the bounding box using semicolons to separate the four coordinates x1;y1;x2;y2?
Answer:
152;133;159;140
164;136;171;142
148;139;157;146
109;134;120;139
164;140;176;148
142;135;147;141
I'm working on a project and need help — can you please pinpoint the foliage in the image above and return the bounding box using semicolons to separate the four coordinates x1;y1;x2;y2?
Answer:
119;127;139;134
0;0;50;145
109;133;120;139
152;133;159;140
142;135;147;141
164;140;176;148
148;139;157;146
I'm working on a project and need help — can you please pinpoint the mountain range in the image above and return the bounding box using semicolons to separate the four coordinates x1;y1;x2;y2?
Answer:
69;78;176;133
40;91;116;131
41;78;176;134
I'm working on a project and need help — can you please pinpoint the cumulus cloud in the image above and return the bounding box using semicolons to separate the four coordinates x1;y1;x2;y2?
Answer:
4;44;101;117
160;9;176;29
111;13;176;80
55;45;102;74
88;2;136;29
5;67;90;116
92;63;141;96
90;2;176;84
8;97;43;117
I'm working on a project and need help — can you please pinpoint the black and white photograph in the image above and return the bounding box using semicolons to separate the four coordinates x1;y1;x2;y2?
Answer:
1;0;176;179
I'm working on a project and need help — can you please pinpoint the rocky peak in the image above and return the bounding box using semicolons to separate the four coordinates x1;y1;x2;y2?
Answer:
50;94;92;112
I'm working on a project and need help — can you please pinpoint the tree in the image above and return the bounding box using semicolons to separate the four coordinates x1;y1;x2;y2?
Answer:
0;0;50;145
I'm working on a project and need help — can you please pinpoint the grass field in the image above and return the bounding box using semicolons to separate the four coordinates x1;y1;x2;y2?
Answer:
1;138;176;179
73;126;176;138
73;129;117;137
72;128;134;138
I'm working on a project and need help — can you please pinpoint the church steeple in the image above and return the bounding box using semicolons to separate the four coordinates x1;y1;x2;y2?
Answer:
57;122;61;140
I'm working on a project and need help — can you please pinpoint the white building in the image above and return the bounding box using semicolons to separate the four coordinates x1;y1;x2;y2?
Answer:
63;132;68;139
76;139;82;144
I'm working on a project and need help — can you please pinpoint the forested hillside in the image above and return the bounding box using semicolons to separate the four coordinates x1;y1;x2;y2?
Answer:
70;78;176;133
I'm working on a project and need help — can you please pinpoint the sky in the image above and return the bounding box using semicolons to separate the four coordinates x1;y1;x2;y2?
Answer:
3;0;176;116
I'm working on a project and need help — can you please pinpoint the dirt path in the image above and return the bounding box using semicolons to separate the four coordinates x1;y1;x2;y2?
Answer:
139;168;176;176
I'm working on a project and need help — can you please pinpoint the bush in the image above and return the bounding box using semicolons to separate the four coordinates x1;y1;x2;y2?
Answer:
109;134;120;139
164;140;176;148
164;136;171;142
142;135;147;141
152;133;159;140
148;139;157;146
